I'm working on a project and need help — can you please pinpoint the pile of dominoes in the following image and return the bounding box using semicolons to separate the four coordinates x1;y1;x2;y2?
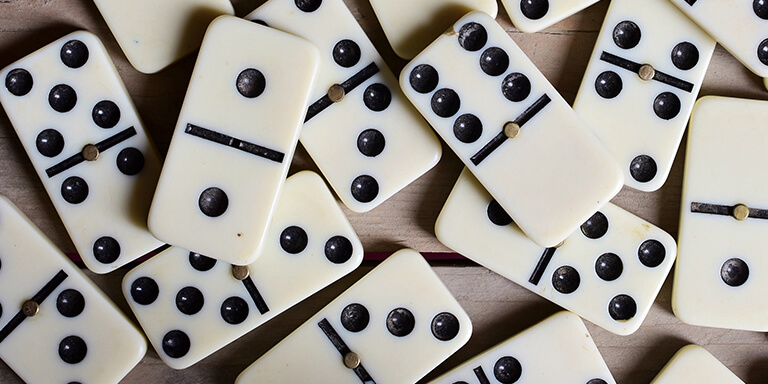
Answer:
0;0;766;382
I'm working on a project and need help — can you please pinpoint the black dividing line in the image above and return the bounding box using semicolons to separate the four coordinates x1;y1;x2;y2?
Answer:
529;247;557;285
470;94;551;166
305;63;380;122
241;277;269;315
473;366;491;384
600;52;694;92
318;318;375;383
691;202;768;220
0;270;68;343
185;124;284;163
685;0;697;5
45;127;137;178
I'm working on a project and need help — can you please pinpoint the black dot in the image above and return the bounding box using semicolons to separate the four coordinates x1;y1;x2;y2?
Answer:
91;100;121;128
5;68;33;96
629;155;657;183
386;307;415;337
459;22;488;52
755;0;768;19
332;39;361;68
295;0;321;12
61;176;88;204
653;92;681;120
351;175;379;203
671;42;699;70
479;47;509;76
721;258;749;287
176;286;204;315
595;253;623;281
581;211;608;239
453;113;483;143
363;83;391;112
325;236;353;264
56;289;85;318
189;252;217;271
198;187;228;217
59;336;87;364
60;40;89;69
0;302;2;319
595;71;622;99
759;39;768;66
116;147;145;176
280;226;308;254
487;200;513;226
130;277;159;305
36;129;64;157
608;294;636;321
49;84;77;113
612;21;641;49
520;0;549;20
638;239;665;268
341;303;369;332
552;266;580;294
431;312;460;341
431;88;460;118
357;129;385;157
587;379;608;384
409;64;439;94
494;356;522;383
93;236;121;264
458;22;487;51
162;330;190;358
501;73;531;102
236;68;266;99
221;296;250;324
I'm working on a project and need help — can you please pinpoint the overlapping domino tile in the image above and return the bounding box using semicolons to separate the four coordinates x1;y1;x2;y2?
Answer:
501;0;600;33
428;311;615;384
235;249;472;383
125;171;363;369
436;168;676;335
651;345;744;384
668;0;768;78
0;31;164;273
92;0;234;73
573;0;715;191
368;0;498;59
673;96;768;331
0;195;146;383
148;16;319;265
246;0;442;213
401;11;623;247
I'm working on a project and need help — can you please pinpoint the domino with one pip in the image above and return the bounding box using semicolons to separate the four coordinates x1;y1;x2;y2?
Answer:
501;0;600;33
148;16;319;265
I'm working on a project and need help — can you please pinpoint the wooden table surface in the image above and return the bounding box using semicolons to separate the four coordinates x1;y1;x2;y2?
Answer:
1;0;768;383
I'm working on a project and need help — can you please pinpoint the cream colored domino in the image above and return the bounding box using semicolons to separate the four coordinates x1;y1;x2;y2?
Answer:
501;0;599;33
124;171;363;369
764;77;768;90
428;312;615;384
673;96;768;331
0;31;164;274
436;168;676;335
0;195;146;384
573;0;715;192
246;0;442;213
368;0;498;59
401;11;623;248
668;0;768;78
148;16;319;265
92;0;233;74
236;249;472;384
651;345;744;384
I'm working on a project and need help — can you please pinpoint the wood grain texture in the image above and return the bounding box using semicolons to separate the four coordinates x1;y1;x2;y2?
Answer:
0;0;767;383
